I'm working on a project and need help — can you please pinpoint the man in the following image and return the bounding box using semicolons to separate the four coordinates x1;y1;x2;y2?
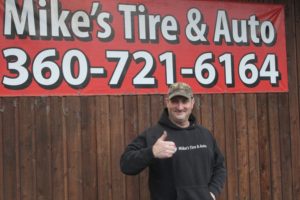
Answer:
120;82;226;200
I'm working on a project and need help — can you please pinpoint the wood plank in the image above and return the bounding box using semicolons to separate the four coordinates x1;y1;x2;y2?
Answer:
267;94;282;200
192;95;202;124
49;97;65;200
62;97;68;200
273;0;298;199
212;94;227;200
257;94;271;200
224;94;238;200
137;95;151;200
18;98;35;200
150;94;164;126
95;96;112;200
246;94;261;200
63;97;83;200
109;96;126;200
235;94;250;200
80;97;97;200
0;98;4;200
200;94;213;133
2;98;18;200
15;99;21;200
123;95;140;200
286;0;300;198
35;97;52;200
294;0;300;197
212;94;226;156
278;93;293;200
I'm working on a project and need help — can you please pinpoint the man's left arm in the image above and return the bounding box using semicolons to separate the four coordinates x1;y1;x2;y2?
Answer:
208;139;227;198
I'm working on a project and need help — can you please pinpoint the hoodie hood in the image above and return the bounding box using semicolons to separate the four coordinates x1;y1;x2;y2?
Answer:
158;108;197;130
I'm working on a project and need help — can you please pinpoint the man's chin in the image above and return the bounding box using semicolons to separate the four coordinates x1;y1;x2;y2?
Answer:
174;116;187;123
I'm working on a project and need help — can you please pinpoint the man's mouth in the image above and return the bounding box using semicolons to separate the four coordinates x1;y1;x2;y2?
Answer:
175;110;185;115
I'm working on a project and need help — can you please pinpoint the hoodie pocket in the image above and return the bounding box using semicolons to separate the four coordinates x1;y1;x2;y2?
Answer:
176;185;213;200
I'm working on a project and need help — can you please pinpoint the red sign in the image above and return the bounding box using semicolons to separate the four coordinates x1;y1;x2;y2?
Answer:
0;0;288;96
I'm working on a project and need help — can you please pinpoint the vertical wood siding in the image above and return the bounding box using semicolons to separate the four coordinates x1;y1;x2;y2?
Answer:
1;0;300;199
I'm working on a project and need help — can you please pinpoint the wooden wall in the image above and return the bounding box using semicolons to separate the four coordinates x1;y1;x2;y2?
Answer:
1;0;300;199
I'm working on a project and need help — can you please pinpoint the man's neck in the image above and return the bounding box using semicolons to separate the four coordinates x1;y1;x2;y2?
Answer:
170;118;190;128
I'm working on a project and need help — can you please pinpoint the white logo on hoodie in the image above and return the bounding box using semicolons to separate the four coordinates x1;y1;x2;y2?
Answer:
177;144;207;151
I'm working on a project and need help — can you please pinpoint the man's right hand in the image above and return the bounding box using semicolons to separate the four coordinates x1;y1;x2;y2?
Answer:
152;131;177;159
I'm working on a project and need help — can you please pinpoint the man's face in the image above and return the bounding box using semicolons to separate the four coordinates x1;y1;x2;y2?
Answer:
166;95;195;127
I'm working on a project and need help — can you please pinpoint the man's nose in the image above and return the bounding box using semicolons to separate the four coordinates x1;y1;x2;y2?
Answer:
177;101;185;109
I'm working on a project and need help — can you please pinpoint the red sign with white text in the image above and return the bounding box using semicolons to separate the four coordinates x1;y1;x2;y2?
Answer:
0;0;288;96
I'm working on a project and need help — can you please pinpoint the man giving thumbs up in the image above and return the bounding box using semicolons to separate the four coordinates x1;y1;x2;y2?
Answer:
152;131;177;159
120;82;226;200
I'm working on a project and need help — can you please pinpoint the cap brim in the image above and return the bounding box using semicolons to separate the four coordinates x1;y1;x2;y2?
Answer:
168;91;191;100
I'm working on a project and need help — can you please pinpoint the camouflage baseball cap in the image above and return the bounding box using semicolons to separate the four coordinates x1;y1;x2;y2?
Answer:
168;82;193;100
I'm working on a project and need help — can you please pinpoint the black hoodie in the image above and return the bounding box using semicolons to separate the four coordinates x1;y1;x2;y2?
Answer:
120;108;226;200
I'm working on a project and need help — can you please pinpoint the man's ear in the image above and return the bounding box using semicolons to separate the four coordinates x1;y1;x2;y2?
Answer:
164;97;169;105
191;97;195;106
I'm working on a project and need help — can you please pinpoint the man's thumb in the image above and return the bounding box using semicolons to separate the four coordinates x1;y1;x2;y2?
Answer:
159;131;168;141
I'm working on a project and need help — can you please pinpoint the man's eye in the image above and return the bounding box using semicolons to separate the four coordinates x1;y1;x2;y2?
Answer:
170;99;179;103
171;98;189;104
